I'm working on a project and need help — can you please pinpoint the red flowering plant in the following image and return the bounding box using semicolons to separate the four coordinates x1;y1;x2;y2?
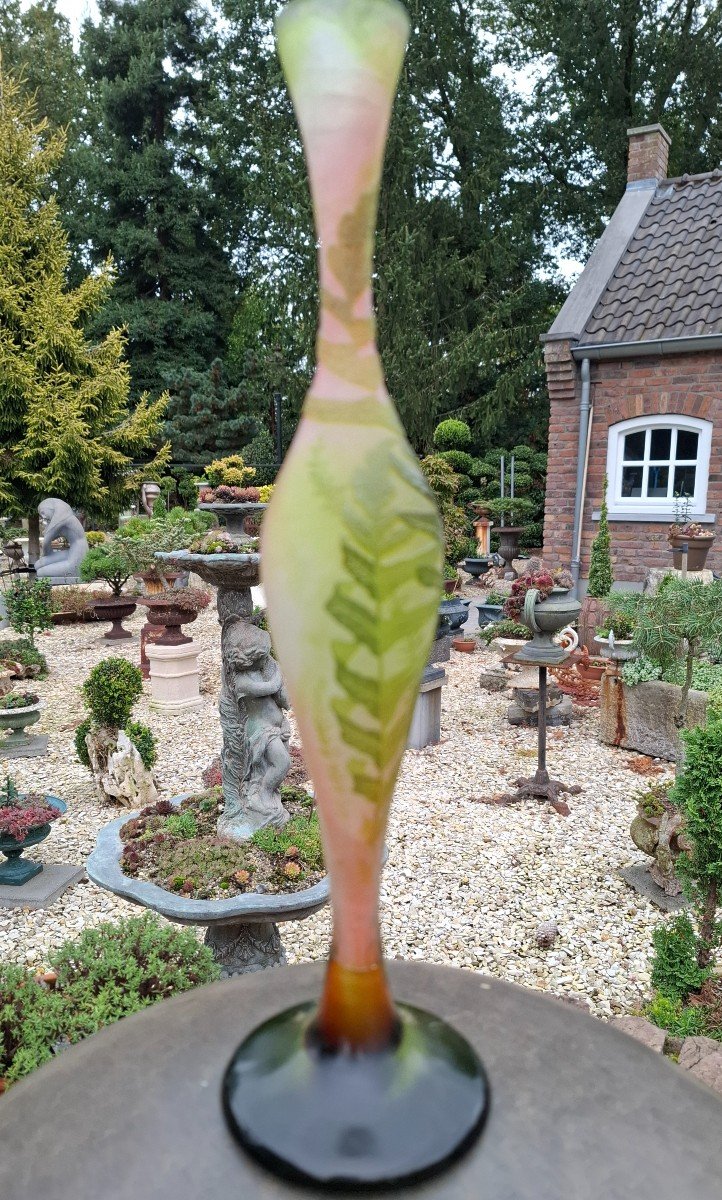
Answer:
198;486;261;504
0;777;60;842
503;570;556;622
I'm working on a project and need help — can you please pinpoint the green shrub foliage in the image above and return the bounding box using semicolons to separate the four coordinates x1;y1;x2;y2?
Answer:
650;915;710;1001
671;710;722;968
438;450;474;475
433;419;472;451
82;658;143;729
587;478;613;598
124;721;157;770
4;578;53;646
0;915;219;1087
0;638;48;676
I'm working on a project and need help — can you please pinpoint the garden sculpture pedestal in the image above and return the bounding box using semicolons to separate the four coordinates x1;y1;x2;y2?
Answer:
147;642;201;714
408;666;446;749
157;551;290;839
3;960;722;1200
501;666;581;815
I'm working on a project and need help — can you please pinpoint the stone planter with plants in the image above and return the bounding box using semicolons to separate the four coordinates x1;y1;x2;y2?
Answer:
75;658;158;808
50;586;96;625
476;588;506;625
196;454;273;537
594;592;639;663
668;496;715;571
0;776;65;885
138;586;211;648
80;543;138;638
0;690;45;757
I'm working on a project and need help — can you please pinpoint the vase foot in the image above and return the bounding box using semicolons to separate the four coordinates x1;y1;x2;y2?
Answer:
2;734;49;759
204;920;286;976
0;856;43;885
223;1000;489;1190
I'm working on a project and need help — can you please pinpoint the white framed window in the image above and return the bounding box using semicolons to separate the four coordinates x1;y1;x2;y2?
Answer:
605;415;713;517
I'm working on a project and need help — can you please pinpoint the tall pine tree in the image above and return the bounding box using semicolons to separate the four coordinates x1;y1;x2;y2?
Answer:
164;359;259;467
68;0;240;398
0;75;169;547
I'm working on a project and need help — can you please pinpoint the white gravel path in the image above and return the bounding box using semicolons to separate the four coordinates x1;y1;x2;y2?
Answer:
0;600;670;1017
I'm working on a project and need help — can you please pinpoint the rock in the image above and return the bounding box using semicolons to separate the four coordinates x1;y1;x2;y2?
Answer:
535;920;559;948
508;693;574;727
553;992;592;1013
87;728;158;808
677;1036;722;1094
643;567;713;596
479;666;509;693
599;676;708;762
612;1016;666;1053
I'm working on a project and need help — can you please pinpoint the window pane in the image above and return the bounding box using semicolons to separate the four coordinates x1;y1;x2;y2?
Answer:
623;431;646;461
647;465;669;497
676;429;699;460
621;465;643;497
650;428;671;460
674;465;697;496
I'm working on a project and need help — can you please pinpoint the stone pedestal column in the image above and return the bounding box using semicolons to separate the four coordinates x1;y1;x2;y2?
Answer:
408;666;446;749
147;642;202;714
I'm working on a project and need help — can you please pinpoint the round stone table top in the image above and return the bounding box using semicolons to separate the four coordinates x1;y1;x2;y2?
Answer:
1;961;721;1200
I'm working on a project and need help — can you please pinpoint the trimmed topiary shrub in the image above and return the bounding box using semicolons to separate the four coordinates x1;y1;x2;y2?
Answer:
433;419;472;451
438;449;474;475
587;477;613;598
4;578;53;646
82;658;143;729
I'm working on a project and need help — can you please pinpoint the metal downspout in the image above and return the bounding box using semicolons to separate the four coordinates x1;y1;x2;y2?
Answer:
571;358;591;597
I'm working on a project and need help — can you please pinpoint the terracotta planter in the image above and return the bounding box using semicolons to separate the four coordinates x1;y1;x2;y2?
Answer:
451;637;476;654
575;654;607;682
93;598;136;640
669;533;715;571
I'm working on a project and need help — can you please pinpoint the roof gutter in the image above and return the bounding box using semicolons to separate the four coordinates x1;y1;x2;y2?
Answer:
572;333;722;361
570;358;592;599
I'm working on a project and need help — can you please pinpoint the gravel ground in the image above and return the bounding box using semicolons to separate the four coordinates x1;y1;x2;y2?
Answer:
0;599;670;1016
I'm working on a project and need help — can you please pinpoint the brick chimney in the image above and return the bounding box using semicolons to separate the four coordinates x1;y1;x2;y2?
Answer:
626;124;671;185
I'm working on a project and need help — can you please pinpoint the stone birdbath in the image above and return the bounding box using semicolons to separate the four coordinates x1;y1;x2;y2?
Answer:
90;546;329;973
87;794;329;975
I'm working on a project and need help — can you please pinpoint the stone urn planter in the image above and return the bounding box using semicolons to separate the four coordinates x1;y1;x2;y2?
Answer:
515;587;582;666
438;596;467;633
139;597;199;647
594;633;637;663
196;502;267;539
463;557;491;579
134;569;183;596
93;596;137;640
476;602;504;625
496;526;523;569
669;531;715;571
0;794;65;885
87;795;329;975
0;695;46;758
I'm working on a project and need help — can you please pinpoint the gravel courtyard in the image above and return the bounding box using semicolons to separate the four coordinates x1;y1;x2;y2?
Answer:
0;601;669;1017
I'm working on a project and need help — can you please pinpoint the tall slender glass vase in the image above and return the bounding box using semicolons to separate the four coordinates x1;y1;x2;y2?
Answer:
222;0;489;1187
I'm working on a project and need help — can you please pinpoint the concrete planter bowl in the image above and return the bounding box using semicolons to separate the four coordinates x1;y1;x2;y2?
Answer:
0;700;47;757
196;502;267;539
87;795;330;976
476;602;504;625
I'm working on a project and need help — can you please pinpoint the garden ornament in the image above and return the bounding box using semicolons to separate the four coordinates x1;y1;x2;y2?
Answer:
34;498;88;584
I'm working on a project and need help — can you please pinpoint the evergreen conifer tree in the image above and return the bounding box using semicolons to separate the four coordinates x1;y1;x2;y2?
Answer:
164;360;259;467
68;0;240;398
0;75;169;546
587;478;613;598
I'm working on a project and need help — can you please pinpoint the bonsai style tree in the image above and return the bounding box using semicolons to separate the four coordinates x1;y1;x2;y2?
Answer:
4;579;53;646
587;477;613;598
80;545;134;597
420;454;468;564
632;576;722;725
0;74;169;556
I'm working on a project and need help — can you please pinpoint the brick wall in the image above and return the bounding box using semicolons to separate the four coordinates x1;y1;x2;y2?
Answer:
627;125;670;184
543;349;722;583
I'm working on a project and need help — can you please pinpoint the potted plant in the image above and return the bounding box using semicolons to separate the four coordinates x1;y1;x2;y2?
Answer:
80;543;137;638
594;593;639;663
484;496;536;567
505;570;581;664
668;495;715;571
0;776;65;885
442;563;458;594
476;588;507;625
451;633;476;653
50;586;95;625
0;690;43;755
139;586;212;647
75;658;158;808
196;455;269;538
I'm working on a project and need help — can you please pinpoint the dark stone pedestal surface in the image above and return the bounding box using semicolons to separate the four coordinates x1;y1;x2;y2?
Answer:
619;862;688;912
2;733;48;758
2;962;722;1200
0;863;85;909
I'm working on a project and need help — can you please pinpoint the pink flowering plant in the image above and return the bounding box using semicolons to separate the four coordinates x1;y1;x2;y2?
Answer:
0;777;60;842
198;485;261;504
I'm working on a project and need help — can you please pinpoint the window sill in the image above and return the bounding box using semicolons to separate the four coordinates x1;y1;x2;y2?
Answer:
592;510;717;524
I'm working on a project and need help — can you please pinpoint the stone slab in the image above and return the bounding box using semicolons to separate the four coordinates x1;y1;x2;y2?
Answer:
2;734;49;759
4;961;722;1200
0;863;85;909
612;1016;666;1054
678;1038;722;1096
599;676;707;761
619;863;688;912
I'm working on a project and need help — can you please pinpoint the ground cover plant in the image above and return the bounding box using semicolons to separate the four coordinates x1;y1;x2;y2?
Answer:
0;914;218;1091
478;618;530;643
0;776;59;842
119;787;323;900
0;638;48;678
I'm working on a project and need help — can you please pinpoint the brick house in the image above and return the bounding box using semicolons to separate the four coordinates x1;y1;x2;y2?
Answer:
542;124;722;591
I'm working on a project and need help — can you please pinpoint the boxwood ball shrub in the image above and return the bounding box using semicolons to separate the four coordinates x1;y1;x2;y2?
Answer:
433;418;472;451
0;914;219;1089
83;657;143;729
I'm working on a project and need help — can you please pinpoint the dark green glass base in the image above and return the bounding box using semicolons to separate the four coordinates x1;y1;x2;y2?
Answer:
222;1000;489;1191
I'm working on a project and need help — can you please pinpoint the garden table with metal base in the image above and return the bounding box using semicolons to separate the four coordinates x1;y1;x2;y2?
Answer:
502;665;582;815
1;960;721;1200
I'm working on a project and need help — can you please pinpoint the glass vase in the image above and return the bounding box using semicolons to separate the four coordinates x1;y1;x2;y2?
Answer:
222;0;489;1187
